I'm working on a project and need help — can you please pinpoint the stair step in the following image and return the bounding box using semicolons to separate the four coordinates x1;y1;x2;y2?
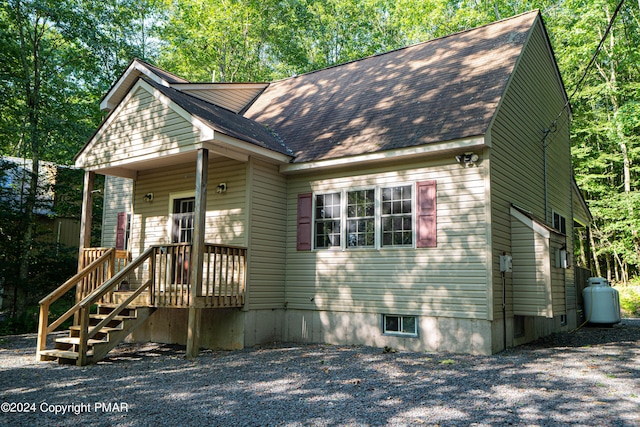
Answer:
103;292;151;306
69;325;123;333
39;349;79;360
39;304;156;366
90;314;137;320
55;337;107;346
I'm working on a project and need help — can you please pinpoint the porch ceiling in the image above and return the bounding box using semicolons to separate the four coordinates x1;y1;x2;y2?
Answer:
87;137;284;179
93;151;199;179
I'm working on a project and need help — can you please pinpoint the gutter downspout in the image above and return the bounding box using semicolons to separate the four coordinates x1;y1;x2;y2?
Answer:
502;271;507;350
543;129;551;224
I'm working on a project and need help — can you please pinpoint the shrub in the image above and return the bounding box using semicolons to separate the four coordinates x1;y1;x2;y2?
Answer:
618;285;640;318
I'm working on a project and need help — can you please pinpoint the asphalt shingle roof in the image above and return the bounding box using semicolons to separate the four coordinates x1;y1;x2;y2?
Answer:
146;79;294;157
244;11;538;163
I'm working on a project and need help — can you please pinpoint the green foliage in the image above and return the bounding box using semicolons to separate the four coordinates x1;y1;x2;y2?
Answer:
618;284;640;317
0;241;77;335
0;0;163;163
536;0;639;279
0;0;638;311
156;0;276;81
0;0;151;331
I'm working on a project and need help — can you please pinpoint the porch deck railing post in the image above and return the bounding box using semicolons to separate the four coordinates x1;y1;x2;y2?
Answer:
187;148;208;358
78;171;95;271
150;247;156;306
36;301;50;359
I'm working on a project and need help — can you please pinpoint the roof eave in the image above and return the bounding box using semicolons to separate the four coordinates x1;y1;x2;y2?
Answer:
99;59;175;112
280;135;487;174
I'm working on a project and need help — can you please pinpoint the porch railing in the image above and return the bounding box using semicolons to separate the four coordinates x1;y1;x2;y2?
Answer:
202;243;246;308
76;243;246;308
37;248;117;357
37;243;246;360
77;248;131;302
152;243;247;308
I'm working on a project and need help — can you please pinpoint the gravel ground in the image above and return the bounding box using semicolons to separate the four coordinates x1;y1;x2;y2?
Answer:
1;320;639;427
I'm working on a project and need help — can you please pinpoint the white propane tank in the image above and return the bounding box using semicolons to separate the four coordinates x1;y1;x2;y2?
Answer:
582;277;621;324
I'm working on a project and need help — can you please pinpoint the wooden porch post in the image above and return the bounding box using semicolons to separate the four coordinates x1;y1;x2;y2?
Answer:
187;148;208;358
78;171;95;269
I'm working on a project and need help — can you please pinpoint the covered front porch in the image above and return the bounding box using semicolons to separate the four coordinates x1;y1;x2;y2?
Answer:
35;63;292;364
37;148;254;365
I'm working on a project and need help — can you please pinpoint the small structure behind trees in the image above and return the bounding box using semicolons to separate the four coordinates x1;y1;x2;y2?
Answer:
0;156;98;334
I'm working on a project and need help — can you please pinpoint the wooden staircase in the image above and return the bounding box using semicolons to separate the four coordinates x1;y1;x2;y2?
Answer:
39;304;156;365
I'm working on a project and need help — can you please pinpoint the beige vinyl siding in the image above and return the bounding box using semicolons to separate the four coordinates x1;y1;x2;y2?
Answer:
245;158;287;310
180;87;265;114
285;157;489;319
101;176;133;247
550;236;567;315
489;18;574;320
82;85;201;170
130;158;247;256
511;216;552;317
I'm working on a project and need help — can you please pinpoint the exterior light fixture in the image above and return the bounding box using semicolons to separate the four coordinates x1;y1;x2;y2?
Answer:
455;152;480;166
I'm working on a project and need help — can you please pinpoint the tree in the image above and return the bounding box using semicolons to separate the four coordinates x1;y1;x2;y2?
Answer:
553;0;640;281
156;0;276;82
0;0;161;329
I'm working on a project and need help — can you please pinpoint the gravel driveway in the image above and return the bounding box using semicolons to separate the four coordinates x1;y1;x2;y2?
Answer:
1;320;638;427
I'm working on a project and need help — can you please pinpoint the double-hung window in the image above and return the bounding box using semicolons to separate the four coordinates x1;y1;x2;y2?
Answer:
312;184;424;250
347;189;375;247
315;193;341;249
381;185;412;247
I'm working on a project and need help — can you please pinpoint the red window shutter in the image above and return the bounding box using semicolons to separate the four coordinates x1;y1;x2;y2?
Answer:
416;181;437;248
297;193;313;251
116;212;127;250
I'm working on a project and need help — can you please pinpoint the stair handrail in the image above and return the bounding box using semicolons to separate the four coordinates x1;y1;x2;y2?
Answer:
36;248;116;359
75;246;156;365
86;279;153;342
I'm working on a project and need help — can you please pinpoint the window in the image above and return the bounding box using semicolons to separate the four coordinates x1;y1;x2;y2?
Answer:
552;210;566;234
347;189;375;247
315;193;341;248
383;315;417;336
560;314;567;326
382;185;412;246
172;198;195;243
300;181;435;251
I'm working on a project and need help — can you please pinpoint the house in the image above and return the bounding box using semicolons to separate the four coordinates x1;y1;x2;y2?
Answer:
1;156;82;313
37;10;592;365
0;156;82;247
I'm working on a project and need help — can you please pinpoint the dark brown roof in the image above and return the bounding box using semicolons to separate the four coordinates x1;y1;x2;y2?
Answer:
145;79;293;156
244;11;539;163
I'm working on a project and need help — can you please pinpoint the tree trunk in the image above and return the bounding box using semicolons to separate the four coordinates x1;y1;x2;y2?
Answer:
589;228;603;278
577;228;588;267
13;1;44;318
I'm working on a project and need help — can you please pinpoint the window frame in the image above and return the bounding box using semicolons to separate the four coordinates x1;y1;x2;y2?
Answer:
381;184;414;248
168;191;195;244
346;188;376;248
552;209;567;234
312;183;416;251
382;314;418;337
314;192;342;249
